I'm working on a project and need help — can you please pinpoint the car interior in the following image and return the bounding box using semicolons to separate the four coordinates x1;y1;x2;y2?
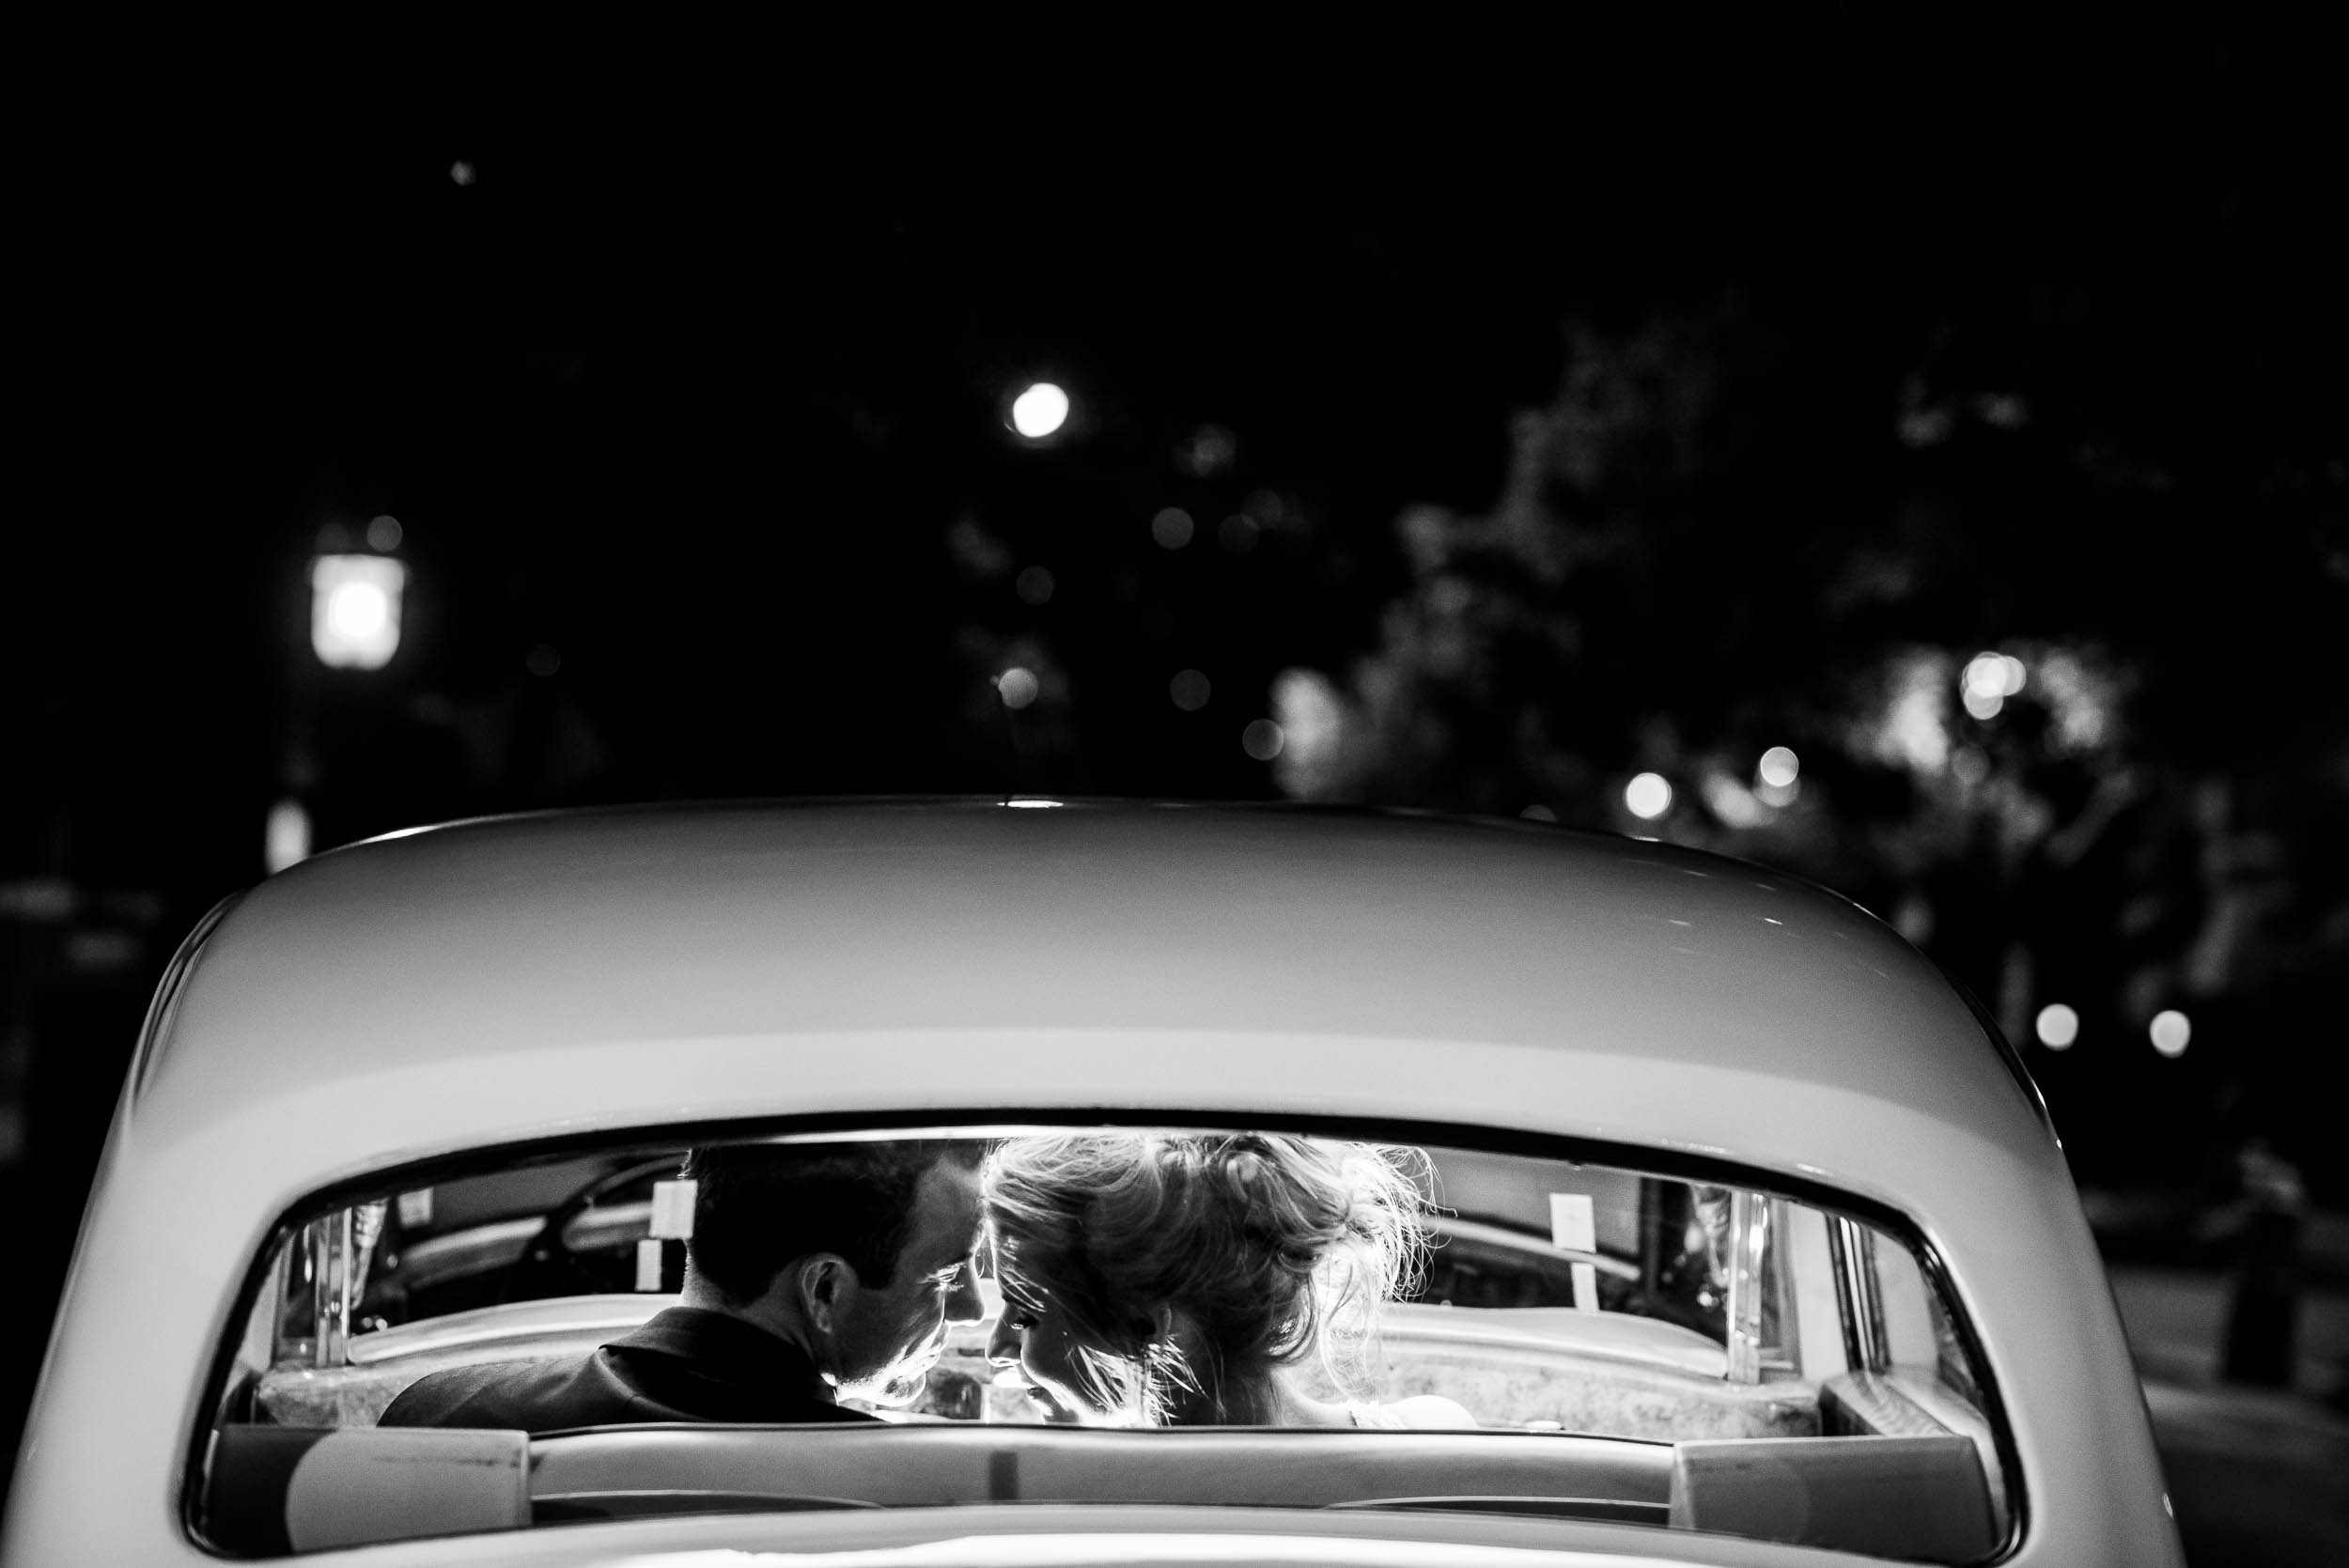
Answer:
192;1120;2015;1562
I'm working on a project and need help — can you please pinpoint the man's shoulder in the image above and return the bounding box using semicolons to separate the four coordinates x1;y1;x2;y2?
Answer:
378;1354;596;1430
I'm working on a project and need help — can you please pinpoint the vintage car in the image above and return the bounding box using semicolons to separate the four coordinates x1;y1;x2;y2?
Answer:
4;800;2182;1565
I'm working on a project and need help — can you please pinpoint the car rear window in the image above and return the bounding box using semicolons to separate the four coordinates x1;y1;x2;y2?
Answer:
194;1121;2015;1561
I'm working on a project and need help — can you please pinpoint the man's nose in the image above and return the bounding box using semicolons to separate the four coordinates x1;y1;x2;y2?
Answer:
944;1265;987;1327
987;1314;1022;1366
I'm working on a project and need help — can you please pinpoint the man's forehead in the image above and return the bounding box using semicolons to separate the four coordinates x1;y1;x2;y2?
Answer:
907;1159;984;1262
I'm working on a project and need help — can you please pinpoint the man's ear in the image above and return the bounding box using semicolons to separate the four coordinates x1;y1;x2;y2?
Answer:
791;1253;859;1335
1145;1303;1200;1355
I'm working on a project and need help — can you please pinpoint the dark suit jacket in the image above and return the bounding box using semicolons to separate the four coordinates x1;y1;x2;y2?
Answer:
377;1306;877;1433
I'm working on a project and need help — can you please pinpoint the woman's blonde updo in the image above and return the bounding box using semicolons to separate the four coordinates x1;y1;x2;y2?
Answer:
984;1131;1432;1424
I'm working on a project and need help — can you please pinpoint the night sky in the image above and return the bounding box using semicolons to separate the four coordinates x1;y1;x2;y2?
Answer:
9;40;2345;1149
23;44;2341;851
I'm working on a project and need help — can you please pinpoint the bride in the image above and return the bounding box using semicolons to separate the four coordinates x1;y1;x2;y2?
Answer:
983;1130;1474;1429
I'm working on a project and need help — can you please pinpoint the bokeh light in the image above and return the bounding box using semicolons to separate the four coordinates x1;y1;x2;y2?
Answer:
1757;746;1799;787
1016;566;1055;606
1170;670;1211;711
366;515;404;551
264;800;311;875
1241;719;1284;761
1151;506;1195;550
309;553;406;670
1625;772;1673;820
996;667;1039;709
1010;382;1070;440
1218;513;1261;553
1963;650;2026;698
2150;1009;2192;1058
2035;1003;2079;1049
330;582;388;639
1960;650;2026;721
1176;424;1237;477
1701;771;1766;828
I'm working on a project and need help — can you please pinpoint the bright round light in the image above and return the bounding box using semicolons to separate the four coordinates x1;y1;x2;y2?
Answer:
1962;650;2027;703
1625;772;1672;820
326;580;390;639
1241;719;1284;761
1757;746;1799;788
996;667;1039;709
2150;1009;2191;1058
2035;1003;2079;1050
1961;687;2005;721
1010;381;1070;439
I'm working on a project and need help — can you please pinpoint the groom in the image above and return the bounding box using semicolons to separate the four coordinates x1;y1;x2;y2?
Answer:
380;1139;986;1432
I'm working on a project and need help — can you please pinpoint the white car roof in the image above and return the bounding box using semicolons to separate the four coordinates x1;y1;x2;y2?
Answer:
133;798;2040;1172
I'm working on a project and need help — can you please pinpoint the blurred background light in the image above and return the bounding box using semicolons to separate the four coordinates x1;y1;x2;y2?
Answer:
1169;669;1211;711
1878;659;1952;774
366;515;404;551
1700;770;1767;828
1176;423;1237;477
310;553;406;670
1151;506;1195;550
1960;650;2026;720
1625;772;1673;820
448;160;475;186
1241;719;1284;761
525;643;561;677
264;799;311;875
1015;566;1056;606
2151;1009;2193;1058
995;666;1040;709
1218;513;1261;554
2036;1002;2080;1049
1757;746;1799;787
1009;381;1069;439
1963;650;2026;698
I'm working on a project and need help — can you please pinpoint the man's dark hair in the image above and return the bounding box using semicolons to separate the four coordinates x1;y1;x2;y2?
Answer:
680;1139;984;1306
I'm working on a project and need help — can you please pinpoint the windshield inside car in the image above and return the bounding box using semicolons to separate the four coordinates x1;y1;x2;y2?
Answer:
196;1123;2013;1561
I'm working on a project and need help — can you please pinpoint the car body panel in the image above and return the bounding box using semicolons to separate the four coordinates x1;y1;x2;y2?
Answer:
6;801;2179;1565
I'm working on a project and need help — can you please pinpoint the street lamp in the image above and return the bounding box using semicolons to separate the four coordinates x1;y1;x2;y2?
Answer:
310;553;406;670
1009;381;1071;441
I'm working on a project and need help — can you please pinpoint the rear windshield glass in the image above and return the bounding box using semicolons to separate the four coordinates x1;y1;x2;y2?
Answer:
196;1123;2013;1561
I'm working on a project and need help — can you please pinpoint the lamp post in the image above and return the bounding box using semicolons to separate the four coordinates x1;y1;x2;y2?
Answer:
272;524;412;874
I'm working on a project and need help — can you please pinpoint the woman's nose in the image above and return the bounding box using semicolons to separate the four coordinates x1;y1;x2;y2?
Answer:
987;1314;1023;1366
